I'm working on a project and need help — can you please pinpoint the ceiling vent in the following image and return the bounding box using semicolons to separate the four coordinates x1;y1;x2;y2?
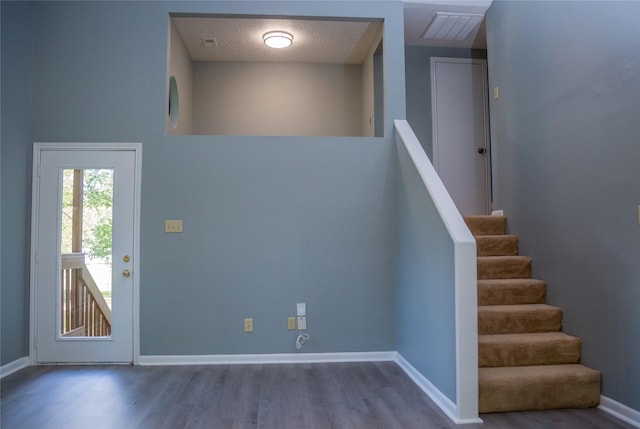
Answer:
202;38;218;48
422;12;483;41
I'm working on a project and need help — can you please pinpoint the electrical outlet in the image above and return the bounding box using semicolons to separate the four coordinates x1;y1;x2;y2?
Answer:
288;317;296;330
244;318;253;332
297;316;307;330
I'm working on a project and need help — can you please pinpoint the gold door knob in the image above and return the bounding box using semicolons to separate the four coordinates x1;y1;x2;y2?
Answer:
122;269;131;278
123;255;131;262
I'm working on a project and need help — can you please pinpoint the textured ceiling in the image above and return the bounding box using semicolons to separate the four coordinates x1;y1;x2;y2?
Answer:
172;2;490;65
173;16;383;64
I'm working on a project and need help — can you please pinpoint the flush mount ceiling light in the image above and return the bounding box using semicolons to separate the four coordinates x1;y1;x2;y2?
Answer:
263;31;293;49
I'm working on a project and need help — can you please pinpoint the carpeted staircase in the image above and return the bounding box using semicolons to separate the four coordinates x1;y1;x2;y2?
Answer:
464;215;601;413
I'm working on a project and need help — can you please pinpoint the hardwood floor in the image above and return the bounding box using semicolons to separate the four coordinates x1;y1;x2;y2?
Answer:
1;362;635;429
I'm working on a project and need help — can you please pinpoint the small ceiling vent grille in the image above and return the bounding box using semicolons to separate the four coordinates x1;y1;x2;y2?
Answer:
422;12;483;41
202;38;218;48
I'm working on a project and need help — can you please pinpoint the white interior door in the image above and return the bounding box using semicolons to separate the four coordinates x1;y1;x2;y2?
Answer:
31;144;140;363
431;57;490;216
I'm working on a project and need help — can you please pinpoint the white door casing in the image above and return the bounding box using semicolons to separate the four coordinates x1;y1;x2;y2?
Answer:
431;57;490;216
30;143;141;364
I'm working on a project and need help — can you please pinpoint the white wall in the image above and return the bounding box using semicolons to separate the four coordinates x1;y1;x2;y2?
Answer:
168;19;193;135
192;62;363;136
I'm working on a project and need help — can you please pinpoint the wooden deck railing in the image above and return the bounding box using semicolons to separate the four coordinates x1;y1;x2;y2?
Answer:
61;253;112;337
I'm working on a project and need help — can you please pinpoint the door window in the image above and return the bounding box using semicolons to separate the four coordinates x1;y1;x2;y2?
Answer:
60;169;114;338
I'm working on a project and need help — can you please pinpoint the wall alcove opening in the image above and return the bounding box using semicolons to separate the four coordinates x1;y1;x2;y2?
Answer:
167;14;385;137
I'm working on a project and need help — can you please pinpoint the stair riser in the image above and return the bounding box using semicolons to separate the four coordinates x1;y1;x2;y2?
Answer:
476;236;519;257
478;310;562;335
479;374;601;413
478;283;546;306
478;258;531;280
479;340;581;367
465;216;506;236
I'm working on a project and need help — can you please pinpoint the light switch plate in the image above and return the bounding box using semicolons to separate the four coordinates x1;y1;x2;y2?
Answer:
165;219;183;233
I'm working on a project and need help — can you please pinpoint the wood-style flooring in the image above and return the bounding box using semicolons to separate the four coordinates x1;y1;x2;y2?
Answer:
0;362;635;429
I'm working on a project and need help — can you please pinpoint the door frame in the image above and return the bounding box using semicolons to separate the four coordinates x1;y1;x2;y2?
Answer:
430;57;491;215
29;142;142;364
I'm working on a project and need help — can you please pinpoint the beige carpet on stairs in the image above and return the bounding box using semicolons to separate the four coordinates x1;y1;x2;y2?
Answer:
465;215;601;414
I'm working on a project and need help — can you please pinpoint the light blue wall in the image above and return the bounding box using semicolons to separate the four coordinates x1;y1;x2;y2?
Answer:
487;0;640;411
142;137;396;354
1;0;406;362
1;1;35;365
396;140;456;402
31;1;166;142
404;46;486;158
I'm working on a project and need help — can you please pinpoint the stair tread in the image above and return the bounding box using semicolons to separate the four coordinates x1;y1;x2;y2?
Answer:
478;278;545;286
479;331;579;344
480;364;600;382
478;255;531;262
478;303;560;312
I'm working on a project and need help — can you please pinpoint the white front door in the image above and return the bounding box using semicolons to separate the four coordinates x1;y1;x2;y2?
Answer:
31;144;141;363
431;57;490;216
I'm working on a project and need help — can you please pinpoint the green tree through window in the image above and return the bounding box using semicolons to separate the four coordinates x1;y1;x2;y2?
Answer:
61;169;113;265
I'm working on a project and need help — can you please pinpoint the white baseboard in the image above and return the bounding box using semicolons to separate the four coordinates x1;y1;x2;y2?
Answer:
139;351;396;366
395;353;482;424
0;357;30;379
599;395;640;428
